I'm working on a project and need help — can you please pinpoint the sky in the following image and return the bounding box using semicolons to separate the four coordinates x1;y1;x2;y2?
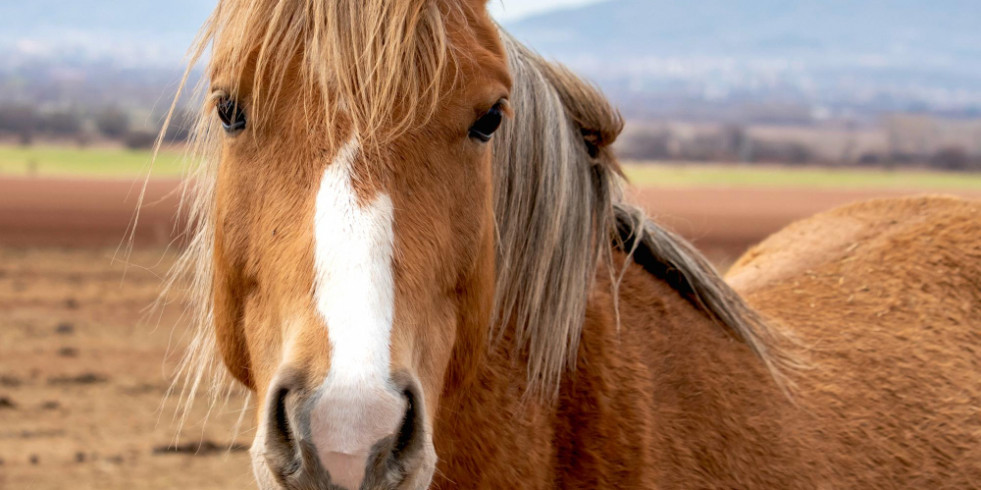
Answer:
487;0;602;20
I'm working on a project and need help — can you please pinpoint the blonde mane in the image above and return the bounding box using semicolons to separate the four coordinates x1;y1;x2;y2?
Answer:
204;0;453;144
166;2;792;421
492;33;795;396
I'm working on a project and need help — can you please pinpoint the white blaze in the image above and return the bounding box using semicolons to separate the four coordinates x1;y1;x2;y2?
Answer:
309;137;405;490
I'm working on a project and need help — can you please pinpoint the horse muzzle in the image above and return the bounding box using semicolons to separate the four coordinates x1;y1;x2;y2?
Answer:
252;370;435;490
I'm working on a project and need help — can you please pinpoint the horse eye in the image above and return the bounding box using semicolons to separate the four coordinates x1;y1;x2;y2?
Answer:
469;103;505;143
216;97;247;134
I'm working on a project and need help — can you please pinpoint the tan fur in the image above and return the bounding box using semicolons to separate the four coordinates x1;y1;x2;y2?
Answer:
165;0;981;487
726;195;981;487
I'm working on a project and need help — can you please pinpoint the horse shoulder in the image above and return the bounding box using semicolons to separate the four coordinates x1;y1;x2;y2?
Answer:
550;253;812;488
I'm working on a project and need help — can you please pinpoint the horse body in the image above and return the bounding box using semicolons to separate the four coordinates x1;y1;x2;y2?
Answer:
431;196;981;489
166;0;981;487
432;252;801;489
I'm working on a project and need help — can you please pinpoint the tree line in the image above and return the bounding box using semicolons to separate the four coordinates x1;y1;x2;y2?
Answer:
618;124;981;172
0;104;192;148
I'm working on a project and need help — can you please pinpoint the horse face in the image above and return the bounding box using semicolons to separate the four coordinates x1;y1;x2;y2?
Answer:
205;1;509;488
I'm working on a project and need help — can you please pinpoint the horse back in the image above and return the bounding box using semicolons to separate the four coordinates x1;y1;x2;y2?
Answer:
728;195;981;486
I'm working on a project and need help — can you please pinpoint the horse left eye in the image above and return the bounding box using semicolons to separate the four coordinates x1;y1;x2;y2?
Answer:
469;103;505;143
216;97;247;134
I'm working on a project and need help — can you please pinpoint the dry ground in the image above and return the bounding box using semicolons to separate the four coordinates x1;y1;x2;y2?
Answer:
0;247;252;489
1;178;978;488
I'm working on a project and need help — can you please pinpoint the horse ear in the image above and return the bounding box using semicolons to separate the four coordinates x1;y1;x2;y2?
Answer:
539;61;624;159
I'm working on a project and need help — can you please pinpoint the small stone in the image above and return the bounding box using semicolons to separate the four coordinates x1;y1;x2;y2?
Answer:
75;452;86;463
47;373;108;386
55;323;75;335
29;454;39;465
57;347;78;357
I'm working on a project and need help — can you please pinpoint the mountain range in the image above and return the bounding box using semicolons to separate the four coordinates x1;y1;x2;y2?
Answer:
506;0;981;117
2;0;980;119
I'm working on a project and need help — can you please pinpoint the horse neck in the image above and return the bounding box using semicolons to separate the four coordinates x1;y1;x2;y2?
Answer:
432;252;805;488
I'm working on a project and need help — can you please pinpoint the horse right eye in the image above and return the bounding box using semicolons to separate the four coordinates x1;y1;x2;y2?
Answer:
216;97;247;134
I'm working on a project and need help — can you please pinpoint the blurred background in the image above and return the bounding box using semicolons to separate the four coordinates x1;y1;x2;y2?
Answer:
1;1;979;488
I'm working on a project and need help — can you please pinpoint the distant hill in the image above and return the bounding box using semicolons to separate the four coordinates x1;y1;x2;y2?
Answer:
507;0;980;60
505;0;981;118
1;0;979;119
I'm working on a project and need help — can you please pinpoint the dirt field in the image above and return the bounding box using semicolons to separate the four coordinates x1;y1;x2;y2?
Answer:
0;178;181;248
1;177;978;488
0;247;252;489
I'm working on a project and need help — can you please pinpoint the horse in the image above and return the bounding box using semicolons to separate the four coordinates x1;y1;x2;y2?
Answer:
164;0;981;488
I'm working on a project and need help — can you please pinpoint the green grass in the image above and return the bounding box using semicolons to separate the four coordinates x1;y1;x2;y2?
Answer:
0;144;184;178
2;145;980;191
624;161;981;190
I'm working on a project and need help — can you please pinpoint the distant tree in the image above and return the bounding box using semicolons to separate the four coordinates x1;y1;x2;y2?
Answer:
619;127;675;160
18;131;34;146
75;129;95;148
682;132;728;161
720;125;751;161
887;152;918;169
0;104;39;144
124;130;158;150
39;110;83;137
96;107;130;139
748;139;815;165
857;152;884;167
930;146;971;171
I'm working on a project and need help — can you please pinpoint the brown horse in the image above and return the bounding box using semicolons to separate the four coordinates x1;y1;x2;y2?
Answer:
165;0;981;488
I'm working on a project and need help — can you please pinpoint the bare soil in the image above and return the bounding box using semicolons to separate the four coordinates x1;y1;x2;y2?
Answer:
1;178;978;488
0;177;181;248
0;247;251;489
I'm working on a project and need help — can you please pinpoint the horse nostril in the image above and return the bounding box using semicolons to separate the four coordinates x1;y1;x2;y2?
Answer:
368;374;428;482
272;385;295;445
261;375;336;489
263;378;304;480
353;376;430;489
393;386;419;457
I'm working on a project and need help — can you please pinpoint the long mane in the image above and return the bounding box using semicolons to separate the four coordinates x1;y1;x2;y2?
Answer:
166;3;793;421
493;33;795;395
